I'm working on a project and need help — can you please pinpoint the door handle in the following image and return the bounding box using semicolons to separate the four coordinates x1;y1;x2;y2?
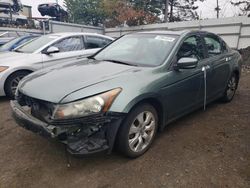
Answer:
202;65;210;71
225;57;232;62
201;65;210;111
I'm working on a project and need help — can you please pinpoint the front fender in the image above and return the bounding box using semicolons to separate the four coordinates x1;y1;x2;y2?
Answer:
0;67;35;96
110;92;167;131
0;66;35;83
122;92;164;113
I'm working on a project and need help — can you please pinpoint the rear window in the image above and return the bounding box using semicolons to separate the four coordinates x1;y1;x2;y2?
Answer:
85;36;112;49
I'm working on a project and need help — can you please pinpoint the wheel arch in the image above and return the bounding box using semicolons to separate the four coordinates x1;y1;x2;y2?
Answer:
233;69;240;81
113;96;166;156
123;96;166;131
138;98;165;131
4;69;33;93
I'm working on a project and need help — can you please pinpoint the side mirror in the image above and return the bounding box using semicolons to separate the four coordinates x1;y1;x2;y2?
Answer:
44;46;60;55
176;57;198;70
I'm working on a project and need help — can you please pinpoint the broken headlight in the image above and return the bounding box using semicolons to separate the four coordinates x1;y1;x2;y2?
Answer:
52;88;122;120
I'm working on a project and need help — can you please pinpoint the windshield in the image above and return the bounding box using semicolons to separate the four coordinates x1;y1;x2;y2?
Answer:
94;34;178;67
16;35;60;53
0;37;21;51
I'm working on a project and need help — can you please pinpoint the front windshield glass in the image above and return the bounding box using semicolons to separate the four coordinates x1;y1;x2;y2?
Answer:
94;34;178;67
16;35;60;53
0;37;21;51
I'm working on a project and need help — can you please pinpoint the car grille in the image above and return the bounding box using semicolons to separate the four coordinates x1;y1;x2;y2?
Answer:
16;92;54;123
50;114;111;126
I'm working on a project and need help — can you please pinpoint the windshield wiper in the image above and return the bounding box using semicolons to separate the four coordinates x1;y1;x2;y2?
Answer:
87;55;96;60
14;49;23;53
103;59;137;66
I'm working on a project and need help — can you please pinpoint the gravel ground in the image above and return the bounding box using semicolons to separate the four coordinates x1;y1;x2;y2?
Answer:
0;72;249;188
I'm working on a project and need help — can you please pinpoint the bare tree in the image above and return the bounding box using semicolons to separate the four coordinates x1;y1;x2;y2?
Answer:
231;0;250;17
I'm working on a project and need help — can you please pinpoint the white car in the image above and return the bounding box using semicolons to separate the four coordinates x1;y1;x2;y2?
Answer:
0;32;113;98
0;31;23;46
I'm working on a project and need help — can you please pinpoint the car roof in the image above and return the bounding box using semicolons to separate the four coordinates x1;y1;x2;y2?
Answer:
48;32;114;40
137;30;218;36
137;30;190;36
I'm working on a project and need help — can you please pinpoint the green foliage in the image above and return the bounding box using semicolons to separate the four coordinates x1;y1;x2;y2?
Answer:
129;0;163;16
64;0;206;27
64;0;106;26
128;0;205;22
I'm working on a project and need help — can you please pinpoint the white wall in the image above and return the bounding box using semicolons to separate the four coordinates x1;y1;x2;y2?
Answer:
49;21;104;34
105;16;250;49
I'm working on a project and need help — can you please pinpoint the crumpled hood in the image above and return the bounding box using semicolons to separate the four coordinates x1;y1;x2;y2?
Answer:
19;60;139;103
0;52;32;66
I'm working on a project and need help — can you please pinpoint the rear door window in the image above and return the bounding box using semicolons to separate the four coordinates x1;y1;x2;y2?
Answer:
221;40;229;53
85;36;112;49
204;35;222;57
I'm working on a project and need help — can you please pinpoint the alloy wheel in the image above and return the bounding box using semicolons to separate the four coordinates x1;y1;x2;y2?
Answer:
128;111;156;153
226;76;237;100
10;76;24;96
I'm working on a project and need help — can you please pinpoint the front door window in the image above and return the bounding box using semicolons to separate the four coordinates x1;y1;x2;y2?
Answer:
53;37;83;52
177;35;204;61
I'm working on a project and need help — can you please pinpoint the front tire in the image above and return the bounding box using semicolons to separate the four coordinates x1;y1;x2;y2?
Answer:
4;71;30;99
116;104;158;158
221;73;238;102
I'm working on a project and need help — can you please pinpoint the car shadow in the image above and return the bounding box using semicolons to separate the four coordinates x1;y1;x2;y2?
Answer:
65;101;223;165
0;96;9;103
163;103;217;133
155;94;238;141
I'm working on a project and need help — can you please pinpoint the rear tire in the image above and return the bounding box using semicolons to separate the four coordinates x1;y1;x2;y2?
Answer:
4;71;30;99
221;73;238;102
116;104;158;158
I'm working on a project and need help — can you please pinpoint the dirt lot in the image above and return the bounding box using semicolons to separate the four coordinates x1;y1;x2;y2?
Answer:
0;72;249;188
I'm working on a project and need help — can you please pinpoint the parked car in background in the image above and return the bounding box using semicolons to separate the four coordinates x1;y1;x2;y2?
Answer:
0;31;24;46
38;3;68;18
0;12;28;26
0;32;113;98
0;35;38;52
0;0;22;12
11;30;242;158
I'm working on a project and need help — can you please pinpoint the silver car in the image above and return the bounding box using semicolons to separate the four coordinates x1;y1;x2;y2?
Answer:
0;31;23;46
0;32;114;98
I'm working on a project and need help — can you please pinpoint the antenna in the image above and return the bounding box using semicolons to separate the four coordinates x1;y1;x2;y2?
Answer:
164;0;169;22
215;0;221;18
199;11;202;30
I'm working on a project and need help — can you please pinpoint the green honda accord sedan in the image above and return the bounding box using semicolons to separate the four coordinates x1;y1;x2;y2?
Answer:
11;30;242;158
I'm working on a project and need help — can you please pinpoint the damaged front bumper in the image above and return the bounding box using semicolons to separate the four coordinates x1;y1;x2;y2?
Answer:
10;100;125;155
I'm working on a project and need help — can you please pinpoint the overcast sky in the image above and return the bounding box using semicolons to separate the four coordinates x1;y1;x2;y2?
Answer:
21;0;241;19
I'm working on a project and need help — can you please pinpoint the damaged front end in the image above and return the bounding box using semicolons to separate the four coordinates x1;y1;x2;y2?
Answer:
11;93;125;155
